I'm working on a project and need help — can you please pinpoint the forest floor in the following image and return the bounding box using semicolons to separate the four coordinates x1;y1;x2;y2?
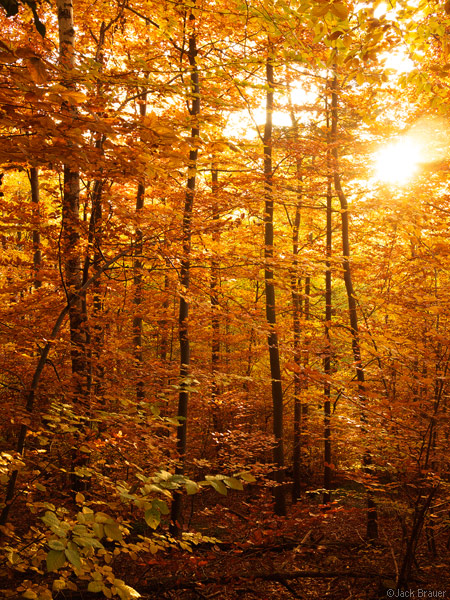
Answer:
112;487;450;600
2;484;449;600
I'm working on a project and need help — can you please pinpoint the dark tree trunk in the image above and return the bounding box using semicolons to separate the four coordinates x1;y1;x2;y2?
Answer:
264;45;286;517
330;73;377;540
133;93;147;403
29;167;41;289
323;95;333;504
170;22;200;536
210;165;222;432
83;174;104;399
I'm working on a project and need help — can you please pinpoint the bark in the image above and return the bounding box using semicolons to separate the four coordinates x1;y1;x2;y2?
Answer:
323;98;333;504
287;90;305;503
133;93;147;403
170;21;200;536
86;23;108;399
159;277;170;363
264;45;286;516
330;73;377;539
210;165;221;431
57;0;87;398
83;175;104;398
29;167;41;289
291;194;302;503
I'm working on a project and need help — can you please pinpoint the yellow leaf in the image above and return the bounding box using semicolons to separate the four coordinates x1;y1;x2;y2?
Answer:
330;2;349;19
75;492;85;504
24;58;48;84
61;90;87;105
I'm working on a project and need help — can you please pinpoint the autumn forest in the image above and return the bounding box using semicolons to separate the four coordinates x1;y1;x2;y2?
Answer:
0;0;450;598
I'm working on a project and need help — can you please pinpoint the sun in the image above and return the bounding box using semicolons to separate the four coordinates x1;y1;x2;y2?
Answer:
374;139;422;185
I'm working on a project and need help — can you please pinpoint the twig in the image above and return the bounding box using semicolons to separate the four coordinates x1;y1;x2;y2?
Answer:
276;575;302;598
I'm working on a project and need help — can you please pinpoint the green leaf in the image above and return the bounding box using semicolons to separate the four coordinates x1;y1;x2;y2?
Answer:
238;472;256;483
93;522;104;539
73;524;88;536
49;524;68;538
73;536;104;549
207;478;227;495
42;511;60;528
87;581;103;593
48;539;66;551
46;549;66;572
185;480;199;495
65;545;82;568
224;477;244;491
153;498;169;515
104;521;123;541
144;508;160;529
95;512;112;524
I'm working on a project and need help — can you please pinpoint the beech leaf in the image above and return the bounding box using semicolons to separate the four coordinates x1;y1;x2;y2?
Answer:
24;57;48;84
144;508;160;529
104;521;123;541
48;539;66;551
330;2;349;19
46;549;66;572
87;581;104;593
224;477;244;491
65;545;82;568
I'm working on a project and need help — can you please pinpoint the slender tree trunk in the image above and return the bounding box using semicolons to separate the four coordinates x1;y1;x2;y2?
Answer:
29;167;41;289
264;44;286;517
133;93;147;403
291;156;304;502
57;0;90;496
210;165;222;432
291;192;302;503
88;23;107;400
323;95;333;504
286;84;305;503
57;0;87;399
330;73;377;539
170;21;200;536
83;175;104;399
159;268;171;410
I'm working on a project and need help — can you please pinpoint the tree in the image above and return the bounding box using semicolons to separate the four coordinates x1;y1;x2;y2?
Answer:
170;7;200;536
263;40;286;517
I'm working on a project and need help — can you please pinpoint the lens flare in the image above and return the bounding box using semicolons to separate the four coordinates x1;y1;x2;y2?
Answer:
374;139;421;185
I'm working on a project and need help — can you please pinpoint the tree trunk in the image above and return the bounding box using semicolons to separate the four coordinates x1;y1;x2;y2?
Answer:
57;0;87;400
323;94;333;504
330;72;377;539
133;93;147;403
210;165;222;432
83;175;104;399
170;21;200;536
29;167;41;289
264;44;286;517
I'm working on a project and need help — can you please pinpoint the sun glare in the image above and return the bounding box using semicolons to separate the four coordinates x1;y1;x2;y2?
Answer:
374;139;421;185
